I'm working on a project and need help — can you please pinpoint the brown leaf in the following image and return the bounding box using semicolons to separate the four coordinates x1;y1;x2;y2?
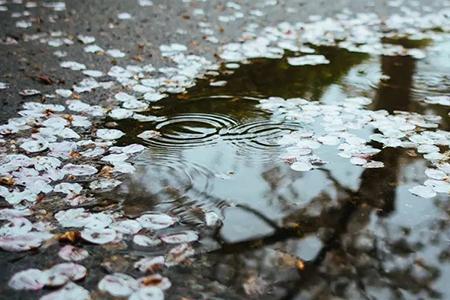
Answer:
177;94;190;100
36;194;46;203
64;114;75;123
99;166;114;178
296;259;305;270
0;176;15;186
406;150;417;157
140;276;163;286
44;109;55;117
58;231;81;243
276;250;305;270
132;55;144;62
69;151;81;159
37;74;54;85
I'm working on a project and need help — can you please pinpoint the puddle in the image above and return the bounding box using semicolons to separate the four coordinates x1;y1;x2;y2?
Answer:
1;27;449;300
2;2;450;299
104;39;450;299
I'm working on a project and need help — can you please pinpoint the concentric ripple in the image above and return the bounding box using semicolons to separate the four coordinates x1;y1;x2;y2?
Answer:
119;152;218;215
131;152;215;195
412;39;450;99
224;121;303;155
142;113;238;148
412;72;450;98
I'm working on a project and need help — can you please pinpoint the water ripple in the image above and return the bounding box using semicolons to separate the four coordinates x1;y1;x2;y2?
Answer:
120;152;231;223
141;113;238;148
412;72;450;98
224;121;302;154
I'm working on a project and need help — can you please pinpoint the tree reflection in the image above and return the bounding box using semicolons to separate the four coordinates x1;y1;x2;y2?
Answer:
116;49;449;300
190;55;448;300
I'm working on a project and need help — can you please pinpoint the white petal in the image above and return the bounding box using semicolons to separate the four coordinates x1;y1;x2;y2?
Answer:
110;144;145;154
106;49;126;58
83;69;104;77
77;34;95;44
409;185;436;198
55;89;73;98
350;157;367;166
113;162;136;174
424;179;450;194
46;263;87;284
137;213;177;230
160;230;198;244
81;228;117;244
40;282;90;300
425;168;447;180
134;256;165;273
0;208;31;220
290;161;313;172
143;93;167;102
0;217;32;236
287;55;329;66
9;269;47;290
54;183;83;195
58;245;89;262
0;232;53;252
137;130;160;140
96;129;125;140
101;153;129;163
363;161;384;168
60;61;86;71
111;220;142;235
133;235;161;247
55;208;91;228
98;273;139;297
89;179;122;191
20;139;49;153
62;164;97;176
109;108;134;120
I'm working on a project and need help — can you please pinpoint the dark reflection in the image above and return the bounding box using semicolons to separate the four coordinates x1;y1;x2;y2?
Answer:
181;55;447;300
376;55;415;113
382;37;432;49
181;46;369;100
113;44;450;300
358;55;416;213
115;47;368;220
280;54;425;299
116;47;369;147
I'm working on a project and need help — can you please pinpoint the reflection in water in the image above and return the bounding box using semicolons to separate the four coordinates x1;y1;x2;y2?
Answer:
224;121;303;154
148;113;238;148
412;39;450;99
115;41;450;299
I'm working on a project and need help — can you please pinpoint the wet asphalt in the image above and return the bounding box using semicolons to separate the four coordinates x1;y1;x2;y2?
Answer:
0;0;445;122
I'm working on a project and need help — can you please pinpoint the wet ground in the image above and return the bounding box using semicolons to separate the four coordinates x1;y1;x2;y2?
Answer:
1;1;450;300
0;0;448;122
113;40;450;299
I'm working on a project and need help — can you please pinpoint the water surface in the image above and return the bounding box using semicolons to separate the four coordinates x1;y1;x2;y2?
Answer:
112;38;450;299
